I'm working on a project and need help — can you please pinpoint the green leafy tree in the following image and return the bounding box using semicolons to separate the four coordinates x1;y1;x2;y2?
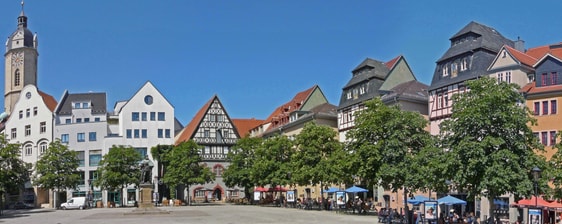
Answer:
346;97;432;192
292;122;344;193
151;144;173;198
94;145;142;205
162;140;214;204
440;77;545;219
0;135;29;208
223;137;262;202
33;140;81;207
409;136;451;196
252;135;293;188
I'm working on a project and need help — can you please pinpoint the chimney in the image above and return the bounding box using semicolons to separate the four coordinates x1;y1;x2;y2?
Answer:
514;36;525;52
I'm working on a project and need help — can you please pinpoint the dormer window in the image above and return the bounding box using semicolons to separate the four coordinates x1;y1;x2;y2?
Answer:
460;58;468;71
442;64;449;77
451;63;458;77
73;101;91;109
346;91;352;99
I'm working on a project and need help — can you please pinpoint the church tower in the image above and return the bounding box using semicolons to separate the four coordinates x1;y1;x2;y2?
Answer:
4;1;38;115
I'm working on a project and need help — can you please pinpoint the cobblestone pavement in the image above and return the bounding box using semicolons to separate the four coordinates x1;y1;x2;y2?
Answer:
0;204;378;224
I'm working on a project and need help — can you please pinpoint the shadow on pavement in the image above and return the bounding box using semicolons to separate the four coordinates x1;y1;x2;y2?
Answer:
0;209;55;222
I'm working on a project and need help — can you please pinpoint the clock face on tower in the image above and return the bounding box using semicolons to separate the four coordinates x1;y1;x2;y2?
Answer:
11;52;23;67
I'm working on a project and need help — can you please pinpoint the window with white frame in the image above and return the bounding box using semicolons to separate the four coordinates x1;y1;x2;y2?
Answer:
77;133;85;142
132;112;139;121
40;121;46;133
61;134;69;143
11;128;16;139
506;71;511;83
534;102;540;115
25;125;31;136
39;142;47;154
25;144;32;156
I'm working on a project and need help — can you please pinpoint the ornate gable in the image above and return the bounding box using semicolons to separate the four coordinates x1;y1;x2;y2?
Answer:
176;95;239;146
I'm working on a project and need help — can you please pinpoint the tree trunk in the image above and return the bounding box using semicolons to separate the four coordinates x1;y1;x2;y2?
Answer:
404;187;409;224
488;195;496;224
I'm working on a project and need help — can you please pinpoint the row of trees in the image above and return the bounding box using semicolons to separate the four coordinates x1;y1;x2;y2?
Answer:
222;77;555;220
0;138;215;209
0;77;559;218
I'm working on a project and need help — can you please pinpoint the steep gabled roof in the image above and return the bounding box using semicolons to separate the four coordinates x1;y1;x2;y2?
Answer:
385;55;402;70
430;22;514;91
504;45;538;67
264;85;317;123
533;53;562;67
232;118;264;138
174;96;215;144
437;21;514;62
116;81;174;114
344;58;390;89
38;90;57;112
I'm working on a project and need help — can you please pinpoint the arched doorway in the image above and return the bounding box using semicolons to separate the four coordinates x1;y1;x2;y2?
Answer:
213;189;222;201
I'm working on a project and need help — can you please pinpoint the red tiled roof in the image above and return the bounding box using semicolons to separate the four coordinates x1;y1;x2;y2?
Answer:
263;85;317;130
520;82;535;93
520;81;562;95
504;45;537;67
385;55;402;70
232;118;264;138
174;96;215;145
38;91;57;112
526;43;562;60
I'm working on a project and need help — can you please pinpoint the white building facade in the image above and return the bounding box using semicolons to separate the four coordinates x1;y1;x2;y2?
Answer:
104;81;175;206
4;84;57;207
53;91;108;207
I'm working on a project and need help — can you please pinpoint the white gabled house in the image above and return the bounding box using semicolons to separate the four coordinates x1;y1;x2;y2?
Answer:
104;81;176;206
4;84;57;208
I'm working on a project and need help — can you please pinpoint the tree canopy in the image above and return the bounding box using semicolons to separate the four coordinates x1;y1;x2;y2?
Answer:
94;145;142;192
162;140;214;199
292;122;344;188
223;136;261;200
252;135;294;187
346;97;432;192
440;77;545;206
33;140;81;192
0;135;29;195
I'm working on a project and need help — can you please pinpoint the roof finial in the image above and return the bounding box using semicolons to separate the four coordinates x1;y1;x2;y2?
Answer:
21;0;24;12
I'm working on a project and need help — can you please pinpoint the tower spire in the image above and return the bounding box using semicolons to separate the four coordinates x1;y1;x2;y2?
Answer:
18;0;28;28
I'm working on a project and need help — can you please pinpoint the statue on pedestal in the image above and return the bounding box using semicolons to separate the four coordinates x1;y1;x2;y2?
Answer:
139;155;154;184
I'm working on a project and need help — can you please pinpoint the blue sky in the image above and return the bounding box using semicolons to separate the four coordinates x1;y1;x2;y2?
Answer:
1;1;562;124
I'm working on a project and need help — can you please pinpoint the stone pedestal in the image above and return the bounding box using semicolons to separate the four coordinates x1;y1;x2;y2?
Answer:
125;183;169;215
138;183;154;209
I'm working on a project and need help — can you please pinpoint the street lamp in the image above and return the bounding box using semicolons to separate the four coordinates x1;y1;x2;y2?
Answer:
531;167;541;207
